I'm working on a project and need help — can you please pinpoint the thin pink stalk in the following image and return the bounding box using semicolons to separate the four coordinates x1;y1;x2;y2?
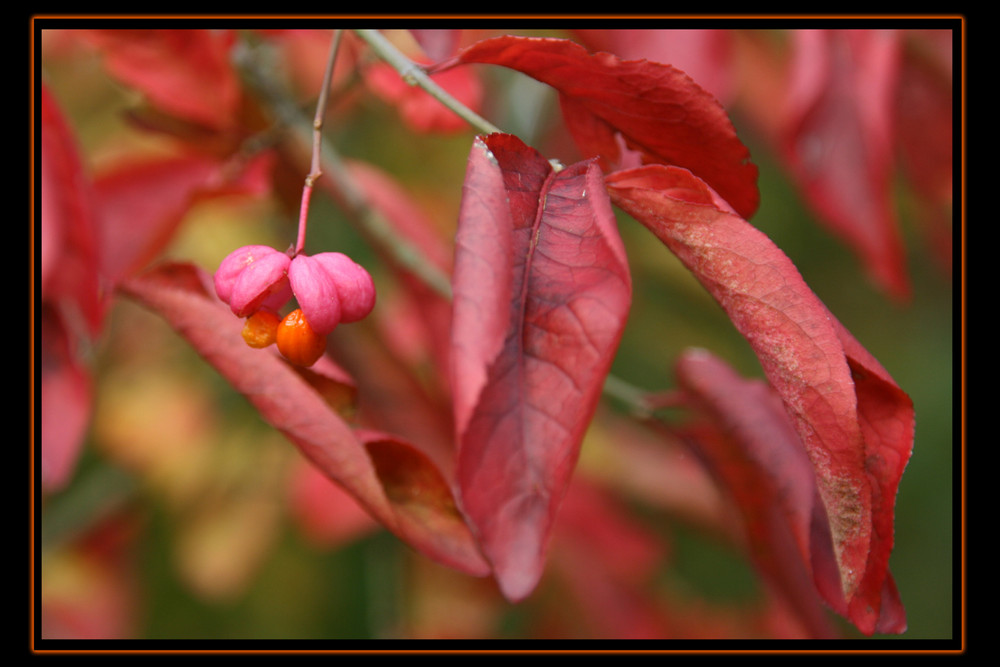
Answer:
295;29;343;256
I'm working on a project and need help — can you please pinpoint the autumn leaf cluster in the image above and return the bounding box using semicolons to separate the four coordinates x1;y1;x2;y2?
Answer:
40;27;953;640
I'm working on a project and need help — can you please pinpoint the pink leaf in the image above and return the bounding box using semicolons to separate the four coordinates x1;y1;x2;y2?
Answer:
436;35;759;219
119;261;489;577
451;134;631;600
606;164;913;634
344;159;454;273
340;159;455;385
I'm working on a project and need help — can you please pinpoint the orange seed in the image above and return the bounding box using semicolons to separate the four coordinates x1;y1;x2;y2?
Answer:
276;308;326;367
241;309;281;348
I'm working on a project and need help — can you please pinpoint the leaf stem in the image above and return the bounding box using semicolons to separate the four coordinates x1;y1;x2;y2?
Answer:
295;29;343;255
602;373;655;420
353;29;502;136
234;34;453;298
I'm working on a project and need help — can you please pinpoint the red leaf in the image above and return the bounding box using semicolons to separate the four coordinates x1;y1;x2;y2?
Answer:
364;56;483;134
672;348;839;638
549;478;671;639
556;477;667;588
120;261;489;577
40;83;101;492
606;164;913;635
781;29;910;300
40;83;103;336
437;35;759;219
95;150;274;285
571;29;736;105
826;315;912;634
84;29;241;132
894;30;953;205
894;30;954;275
451;134;631;600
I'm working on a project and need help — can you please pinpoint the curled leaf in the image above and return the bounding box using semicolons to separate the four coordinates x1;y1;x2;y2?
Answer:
436;35;759;218
451;134;631;600
606;164;913;634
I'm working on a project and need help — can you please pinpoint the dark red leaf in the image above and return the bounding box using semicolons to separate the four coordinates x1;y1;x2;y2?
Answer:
571;29;736;104
451;134;631;600
894;30;953;205
606;164;913;634
120;261;489;577
437;35;759;219
674;344;909;635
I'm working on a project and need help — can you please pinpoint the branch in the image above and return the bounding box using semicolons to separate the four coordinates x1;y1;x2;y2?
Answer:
353;29;502;136
235;32;655;416
234;35;454;299
295;29;343;255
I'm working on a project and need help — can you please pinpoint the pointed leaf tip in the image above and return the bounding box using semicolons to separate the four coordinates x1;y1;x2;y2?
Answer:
452;134;631;599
